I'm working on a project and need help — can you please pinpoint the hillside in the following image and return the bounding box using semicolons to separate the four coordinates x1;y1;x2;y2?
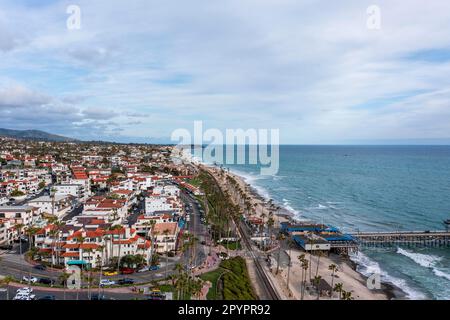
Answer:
0;128;78;142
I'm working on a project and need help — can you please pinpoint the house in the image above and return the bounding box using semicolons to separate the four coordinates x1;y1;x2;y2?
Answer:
145;195;182;215
0;219;12;245
53;184;85;200
153;222;179;253
0;206;38;227
82;196;128;222
34;218;152;268
28;195;73;218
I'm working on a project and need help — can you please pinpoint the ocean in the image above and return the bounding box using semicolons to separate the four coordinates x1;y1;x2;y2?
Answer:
188;145;450;299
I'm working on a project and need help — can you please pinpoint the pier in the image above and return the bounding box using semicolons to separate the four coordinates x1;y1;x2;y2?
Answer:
350;230;450;248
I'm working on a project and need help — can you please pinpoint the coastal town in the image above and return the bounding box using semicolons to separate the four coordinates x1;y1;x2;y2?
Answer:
0;135;401;301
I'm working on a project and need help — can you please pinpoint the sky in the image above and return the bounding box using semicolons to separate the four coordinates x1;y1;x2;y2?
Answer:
1;0;450;144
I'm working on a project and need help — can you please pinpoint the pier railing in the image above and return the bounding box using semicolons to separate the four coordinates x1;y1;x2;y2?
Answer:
350;230;450;248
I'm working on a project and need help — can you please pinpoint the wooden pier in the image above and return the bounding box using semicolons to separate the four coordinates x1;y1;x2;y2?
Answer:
350;230;450;248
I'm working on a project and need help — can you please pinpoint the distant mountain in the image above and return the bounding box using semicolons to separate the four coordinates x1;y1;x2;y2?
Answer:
0;128;78;142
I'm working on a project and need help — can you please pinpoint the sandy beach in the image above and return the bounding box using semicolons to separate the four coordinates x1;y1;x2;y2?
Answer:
198;163;402;300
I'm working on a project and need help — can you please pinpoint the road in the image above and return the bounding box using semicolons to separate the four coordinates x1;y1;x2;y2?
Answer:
180;190;209;271
0;285;144;300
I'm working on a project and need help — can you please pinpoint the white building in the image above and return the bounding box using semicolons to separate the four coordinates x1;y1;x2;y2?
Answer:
153;185;180;197
145;195;182;215
0;206;37;227
28;195;73;218
53;184;85;200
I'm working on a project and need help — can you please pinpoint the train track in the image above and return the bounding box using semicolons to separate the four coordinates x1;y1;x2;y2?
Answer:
235;219;280;300
202;168;280;300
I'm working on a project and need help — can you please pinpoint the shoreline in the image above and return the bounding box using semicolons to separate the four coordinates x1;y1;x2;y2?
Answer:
196;162;408;300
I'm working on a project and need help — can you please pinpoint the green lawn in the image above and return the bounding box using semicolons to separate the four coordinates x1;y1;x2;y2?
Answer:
199;268;225;300
222;241;242;250
187;178;202;188
200;257;257;300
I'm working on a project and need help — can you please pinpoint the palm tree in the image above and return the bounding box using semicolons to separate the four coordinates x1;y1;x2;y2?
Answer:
58;271;71;300
0;275;14;300
333;282;343;300
276;233;285;274
84;248;94;299
286;238;293;295
14;223;24;280
315;250;323;278
110;225;124;271
97;244;105;295
313;275;322;300
163;228;170;280
297;254;306;298
301;259;309;300
342;290;353;300
328;264;338;298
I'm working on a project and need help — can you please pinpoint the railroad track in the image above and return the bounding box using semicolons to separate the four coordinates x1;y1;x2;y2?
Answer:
203;168;280;300
236;219;280;300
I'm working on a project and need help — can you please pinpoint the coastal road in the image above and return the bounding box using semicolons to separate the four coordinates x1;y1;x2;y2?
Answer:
179;189;209;270
202;168;280;300
0;285;144;300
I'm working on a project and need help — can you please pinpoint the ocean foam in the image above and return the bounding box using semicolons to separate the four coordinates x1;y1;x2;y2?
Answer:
396;248;441;268
350;251;426;300
397;248;450;282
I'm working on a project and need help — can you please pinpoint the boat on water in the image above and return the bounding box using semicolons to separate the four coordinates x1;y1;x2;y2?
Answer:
444;219;450;225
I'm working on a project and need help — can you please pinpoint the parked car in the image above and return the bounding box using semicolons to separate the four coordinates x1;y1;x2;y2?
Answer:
103;271;118;276
137;266;149;273
99;279;116;286
38;278;54;285
90;294;109;300
0;244;13;250
22;276;38;283
120;268;135;275
118;278;135;285
34;264;47;270
38;295;56;300
147;293;166;300
149;265;160;271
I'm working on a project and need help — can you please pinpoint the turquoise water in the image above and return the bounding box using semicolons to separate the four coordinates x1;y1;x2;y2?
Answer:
195;145;450;299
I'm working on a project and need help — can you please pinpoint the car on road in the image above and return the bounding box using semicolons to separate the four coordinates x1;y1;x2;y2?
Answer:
149;265;160;271
120;267;135;274
17;287;33;294
38;295;56;300
22;276;38;283
103;271;118;276
34;264;47;270
99;279;116;286
118;278;135;285
13;292;36;300
0;244;13;250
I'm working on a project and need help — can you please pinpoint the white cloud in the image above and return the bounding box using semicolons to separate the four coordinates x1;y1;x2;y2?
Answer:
0;0;450;142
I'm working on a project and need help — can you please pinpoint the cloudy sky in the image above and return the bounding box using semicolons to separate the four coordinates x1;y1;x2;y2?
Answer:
1;0;450;144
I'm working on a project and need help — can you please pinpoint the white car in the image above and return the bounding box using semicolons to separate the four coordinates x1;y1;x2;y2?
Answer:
13;293;36;300
16;287;33;294
22;276;38;283
137;266;149;273
99;279;116;286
